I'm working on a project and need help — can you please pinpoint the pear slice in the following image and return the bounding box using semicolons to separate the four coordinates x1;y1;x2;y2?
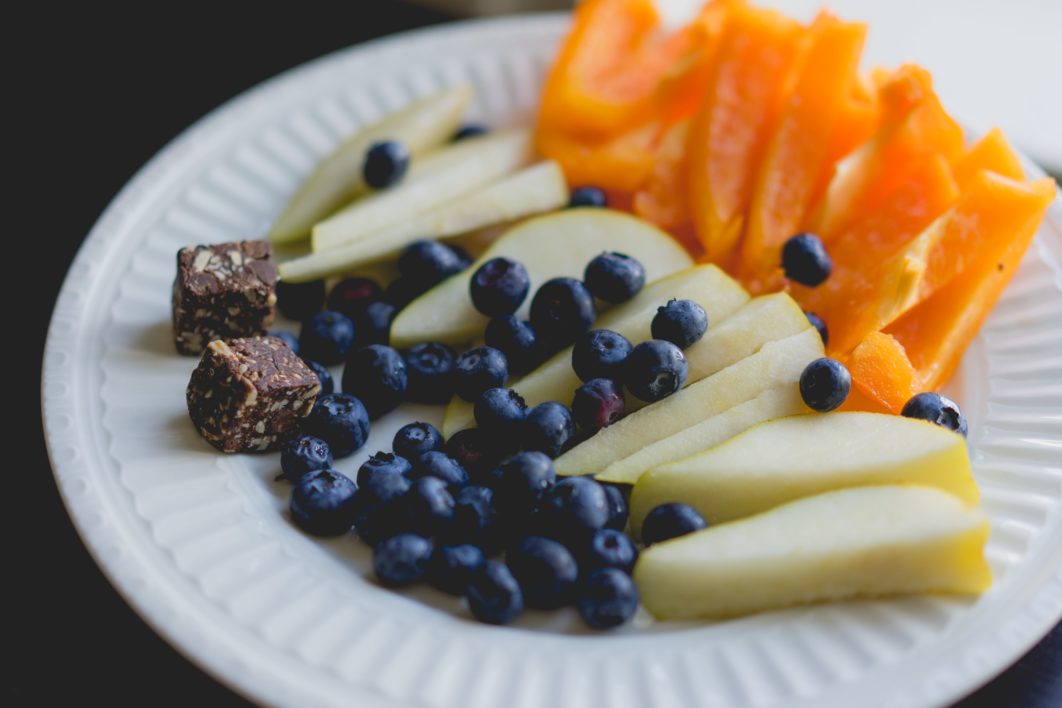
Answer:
555;327;824;477
634;485;991;620
280;160;565;283
390;210;694;348
269;87;472;244
596;386;809;485
441;264;750;437
311;129;532;252
630;412;978;530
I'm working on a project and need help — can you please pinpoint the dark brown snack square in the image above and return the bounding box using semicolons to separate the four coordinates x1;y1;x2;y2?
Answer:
186;336;320;453
172;240;278;355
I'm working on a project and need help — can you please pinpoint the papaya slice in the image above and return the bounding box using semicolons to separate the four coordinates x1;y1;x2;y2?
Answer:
886;176;1055;389
537;120;660;193
633;120;692;231
685;5;804;263
741;14;867;278
847;331;918;413
812;71;964;240
953;127;1025;189
817;172;1055;355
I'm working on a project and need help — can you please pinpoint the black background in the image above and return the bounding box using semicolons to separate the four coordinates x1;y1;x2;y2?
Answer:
19;2;1059;705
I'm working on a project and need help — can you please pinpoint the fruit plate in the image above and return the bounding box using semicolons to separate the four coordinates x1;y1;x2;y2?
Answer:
41;14;1062;708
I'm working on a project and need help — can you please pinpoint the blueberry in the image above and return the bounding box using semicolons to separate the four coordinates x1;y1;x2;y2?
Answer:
782;233;832;286
507;536;579;609
467;559;524;625
804;311;829;346
484;316;541;374
577;568;639;629
299;310;356;365
522;401;576;458
572;329;633;382
602;484;629;531
326;277;383;320
373;533;432;586
530;277;597;349
454;123;489;141
302;359;334;395
278;435;333;482
474;387;528;434
353;471;412;546
276;279;325;321
492;451;556;519
363;140;410;190
412;451;469;491
398;240;465;286
454;346;508;402
269;331;300;355
401;342;455;403
901;392;968;437
537;476;610;543
446;428;504;482
402;476;455;537
799;357;851;412
353;300;396;346
623;340;688;402
356;451;412;488
342;344;407;419
427;543;486;595
651;299;708;349
571;378;625;434
289;469;358;537
581;528;638;575
303;393;371;458
449;485;499;552
641;502;707;546
384;277;424;310
450;244;474;270
583;252;645;303
470;257;531;317
393;421;445;460
568;186;608;209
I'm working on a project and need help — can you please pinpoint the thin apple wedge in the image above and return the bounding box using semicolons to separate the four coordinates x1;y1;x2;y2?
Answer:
634;485;991;620
555;327;824;477
442;264;750;437
269;87;472;244
390;210;694;348
596;386;809;485
630;412;978;532
280;160;565;283
311;129;533;252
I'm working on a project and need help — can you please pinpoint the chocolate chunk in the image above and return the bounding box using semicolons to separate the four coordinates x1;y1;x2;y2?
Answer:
186;336;320;453
172;240;278;355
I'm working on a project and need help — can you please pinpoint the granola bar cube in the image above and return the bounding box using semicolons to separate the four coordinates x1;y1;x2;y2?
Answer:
186;336;320;453
172;240;278;355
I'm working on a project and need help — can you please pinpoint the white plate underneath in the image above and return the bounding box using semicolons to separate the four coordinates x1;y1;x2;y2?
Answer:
41;14;1062;708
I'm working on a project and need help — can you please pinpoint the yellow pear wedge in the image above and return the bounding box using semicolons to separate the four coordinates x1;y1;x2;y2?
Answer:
631;412;978;530
269;87;472;244
634;485;991;620
596;387;809;485
442;264;750;436
555;327;824;477
390;210;693;348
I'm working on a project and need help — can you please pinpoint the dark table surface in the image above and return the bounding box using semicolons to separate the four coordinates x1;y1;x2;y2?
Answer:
22;2;1059;705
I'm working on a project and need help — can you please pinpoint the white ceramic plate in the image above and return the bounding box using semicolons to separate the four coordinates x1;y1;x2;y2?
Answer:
41;15;1062;708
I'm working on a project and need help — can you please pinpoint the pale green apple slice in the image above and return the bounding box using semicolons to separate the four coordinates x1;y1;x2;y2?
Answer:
596;386;809;486
311;129;532;252
390;209;694;348
630;412;978;531
269;87;472;244
633;485;991;620
442;264;749;437
555;327;824;477
280;160;565;283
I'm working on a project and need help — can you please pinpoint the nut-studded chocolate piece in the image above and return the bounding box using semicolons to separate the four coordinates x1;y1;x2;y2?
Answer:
186;336;320;453
172;240;278;355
